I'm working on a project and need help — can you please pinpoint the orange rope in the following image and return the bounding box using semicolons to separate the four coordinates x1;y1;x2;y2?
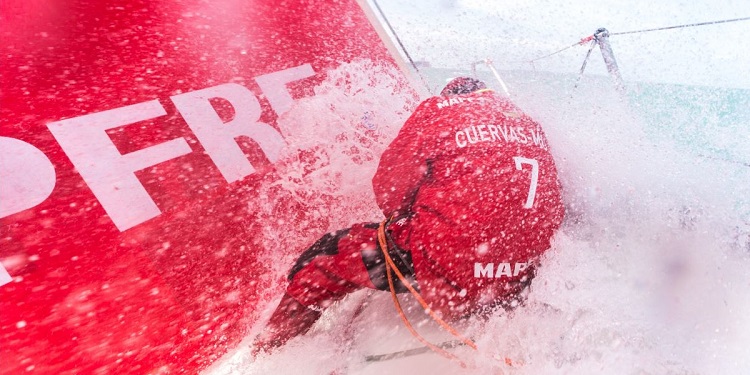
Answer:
377;219;477;367
383;253;469;366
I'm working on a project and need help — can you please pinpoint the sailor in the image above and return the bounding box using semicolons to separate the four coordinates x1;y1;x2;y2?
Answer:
252;77;565;354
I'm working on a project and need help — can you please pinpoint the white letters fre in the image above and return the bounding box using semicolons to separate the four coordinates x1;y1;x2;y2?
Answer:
2;64;315;231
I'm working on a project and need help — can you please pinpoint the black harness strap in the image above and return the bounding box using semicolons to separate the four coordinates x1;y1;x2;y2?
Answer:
287;228;351;281
361;220;416;293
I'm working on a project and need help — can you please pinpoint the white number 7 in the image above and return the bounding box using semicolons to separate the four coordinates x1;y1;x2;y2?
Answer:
513;156;538;209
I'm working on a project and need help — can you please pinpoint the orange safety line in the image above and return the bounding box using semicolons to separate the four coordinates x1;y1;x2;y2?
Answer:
377;220;478;367
383;254;469;367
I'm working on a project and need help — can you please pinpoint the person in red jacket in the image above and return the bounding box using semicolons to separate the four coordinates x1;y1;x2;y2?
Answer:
253;77;565;354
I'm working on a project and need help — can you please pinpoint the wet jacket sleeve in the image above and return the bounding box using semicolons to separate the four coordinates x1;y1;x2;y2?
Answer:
372;100;435;218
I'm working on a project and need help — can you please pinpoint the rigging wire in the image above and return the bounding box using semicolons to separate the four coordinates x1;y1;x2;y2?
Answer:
523;16;750;64
370;0;434;94
611;16;750;36
526;35;595;63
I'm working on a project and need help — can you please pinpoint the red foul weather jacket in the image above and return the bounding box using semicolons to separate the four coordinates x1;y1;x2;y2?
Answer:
285;89;564;321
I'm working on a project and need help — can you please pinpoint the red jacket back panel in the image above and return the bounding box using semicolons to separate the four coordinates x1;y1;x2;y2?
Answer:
373;90;565;318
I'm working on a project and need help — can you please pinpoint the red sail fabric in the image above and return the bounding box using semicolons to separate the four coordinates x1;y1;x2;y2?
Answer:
0;1;409;374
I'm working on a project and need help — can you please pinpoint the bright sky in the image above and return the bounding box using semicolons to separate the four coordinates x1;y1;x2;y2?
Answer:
373;0;750;88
